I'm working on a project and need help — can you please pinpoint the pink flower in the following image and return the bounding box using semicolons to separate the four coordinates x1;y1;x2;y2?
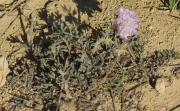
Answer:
115;7;140;41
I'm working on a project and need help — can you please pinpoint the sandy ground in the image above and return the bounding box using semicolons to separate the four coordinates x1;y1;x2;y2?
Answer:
0;0;180;110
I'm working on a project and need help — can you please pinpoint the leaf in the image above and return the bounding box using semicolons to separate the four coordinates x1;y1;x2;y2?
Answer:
0;56;10;87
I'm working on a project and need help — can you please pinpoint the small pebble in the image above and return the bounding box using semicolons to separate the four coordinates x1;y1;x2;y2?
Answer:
130;108;136;111
155;78;165;94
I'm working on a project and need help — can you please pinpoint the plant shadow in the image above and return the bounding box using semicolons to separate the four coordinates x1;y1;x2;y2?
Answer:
61;0;102;26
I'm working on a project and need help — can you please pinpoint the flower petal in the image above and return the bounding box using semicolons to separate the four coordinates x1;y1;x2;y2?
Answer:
115;7;139;41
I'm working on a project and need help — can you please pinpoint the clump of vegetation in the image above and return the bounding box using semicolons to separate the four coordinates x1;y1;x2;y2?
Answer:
169;0;180;11
4;7;180;111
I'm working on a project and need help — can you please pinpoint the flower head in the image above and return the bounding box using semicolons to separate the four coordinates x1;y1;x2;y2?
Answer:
115;7;140;41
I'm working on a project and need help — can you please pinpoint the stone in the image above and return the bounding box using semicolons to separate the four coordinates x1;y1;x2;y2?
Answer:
0;56;10;87
155;78;165;94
